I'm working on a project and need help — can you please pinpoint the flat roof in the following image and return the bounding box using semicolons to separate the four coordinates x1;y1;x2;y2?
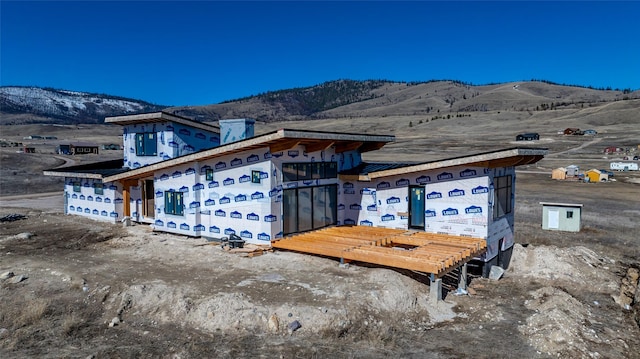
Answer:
101;128;395;182
43;159;128;179
342;147;548;181
105;111;220;133
539;202;584;208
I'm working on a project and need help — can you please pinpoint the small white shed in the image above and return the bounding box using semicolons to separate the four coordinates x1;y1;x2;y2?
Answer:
540;202;583;232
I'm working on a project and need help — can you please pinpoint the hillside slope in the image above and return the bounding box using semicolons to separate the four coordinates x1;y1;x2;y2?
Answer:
0;86;166;124
2;81;638;125
170;80;638;122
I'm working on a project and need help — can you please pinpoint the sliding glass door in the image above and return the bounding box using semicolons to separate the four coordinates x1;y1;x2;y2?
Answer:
283;184;337;236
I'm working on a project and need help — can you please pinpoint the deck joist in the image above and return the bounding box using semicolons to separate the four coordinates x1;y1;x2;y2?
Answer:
271;226;487;278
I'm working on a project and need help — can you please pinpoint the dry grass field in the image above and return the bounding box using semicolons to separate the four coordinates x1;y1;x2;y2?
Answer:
1;99;639;358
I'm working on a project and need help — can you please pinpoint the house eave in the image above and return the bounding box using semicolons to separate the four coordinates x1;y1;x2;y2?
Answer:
347;147;548;181
105;111;220;133
103;129;395;183
43;171;104;179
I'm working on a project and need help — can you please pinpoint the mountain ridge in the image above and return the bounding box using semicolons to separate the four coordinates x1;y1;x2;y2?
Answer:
2;80;638;125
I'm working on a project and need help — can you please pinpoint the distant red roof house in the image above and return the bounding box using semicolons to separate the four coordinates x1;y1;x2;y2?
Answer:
564;128;581;135
603;146;622;154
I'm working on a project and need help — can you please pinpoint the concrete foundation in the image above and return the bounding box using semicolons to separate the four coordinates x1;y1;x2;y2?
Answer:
430;278;442;302
458;264;468;290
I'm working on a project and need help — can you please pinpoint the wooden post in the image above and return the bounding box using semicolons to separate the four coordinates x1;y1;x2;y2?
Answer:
122;179;138;218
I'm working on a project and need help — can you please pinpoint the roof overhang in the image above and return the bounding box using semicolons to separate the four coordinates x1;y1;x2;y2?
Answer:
43;159;128;179
539;202;583;208
105;111;220;133
102;129;395;183
342;147;548;181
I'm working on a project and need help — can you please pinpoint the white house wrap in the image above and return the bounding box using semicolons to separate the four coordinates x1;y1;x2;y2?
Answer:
44;111;546;275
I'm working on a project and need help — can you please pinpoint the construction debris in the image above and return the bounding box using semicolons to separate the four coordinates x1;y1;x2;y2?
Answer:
0;213;27;222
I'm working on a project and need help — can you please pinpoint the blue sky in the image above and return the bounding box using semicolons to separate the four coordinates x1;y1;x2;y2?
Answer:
2;1;638;106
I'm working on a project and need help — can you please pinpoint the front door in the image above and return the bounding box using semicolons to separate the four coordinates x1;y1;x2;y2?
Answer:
409;186;425;229
142;179;155;218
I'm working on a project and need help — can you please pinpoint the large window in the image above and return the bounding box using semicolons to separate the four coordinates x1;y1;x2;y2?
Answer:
493;175;513;219
164;191;184;216
282;162;337;182
135;133;157;156
283;184;337;235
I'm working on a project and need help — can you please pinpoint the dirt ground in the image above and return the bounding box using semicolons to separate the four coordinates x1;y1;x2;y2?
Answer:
1;116;640;358
1;182;640;358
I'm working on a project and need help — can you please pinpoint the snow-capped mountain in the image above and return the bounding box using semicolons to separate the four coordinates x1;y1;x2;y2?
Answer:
0;86;166;124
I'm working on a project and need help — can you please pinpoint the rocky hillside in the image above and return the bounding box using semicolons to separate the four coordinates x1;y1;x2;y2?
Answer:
0;86;165;124
2;81;638;125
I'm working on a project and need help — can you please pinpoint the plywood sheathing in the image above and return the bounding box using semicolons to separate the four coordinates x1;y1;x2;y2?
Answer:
271;226;486;278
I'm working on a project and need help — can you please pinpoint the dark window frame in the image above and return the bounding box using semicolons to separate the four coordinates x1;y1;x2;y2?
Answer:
73;182;81;193
205;168;214;181
566;211;573;219
93;183;104;195
135;132;158;156
282;162;338;182
493;175;513;219
283;184;338;235
251;170;261;184
164;191;184;216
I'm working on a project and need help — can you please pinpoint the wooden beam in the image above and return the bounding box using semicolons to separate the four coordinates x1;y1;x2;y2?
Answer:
334;141;363;153
269;139;301;153
271;226;487;278
305;140;335;153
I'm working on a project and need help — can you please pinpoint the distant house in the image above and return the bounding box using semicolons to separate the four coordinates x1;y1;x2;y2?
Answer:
56;143;99;155
516;133;539;141
22;146;36;153
603;146;622;154
551;167;566;180
23;135;43;140
582;129;597;136
566;165;580;177
564;128;581;135
585;169;607;182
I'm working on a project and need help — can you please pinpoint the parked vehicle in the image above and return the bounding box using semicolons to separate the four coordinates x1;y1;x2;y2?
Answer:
599;169;615;177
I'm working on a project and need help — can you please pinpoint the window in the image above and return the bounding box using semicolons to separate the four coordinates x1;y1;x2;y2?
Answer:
283;184;337;235
493;175;513;219
94;183;103;195
73;182;81;192
164;191;184;216
282;162;338;182
205;168;214;181
566;211;573;219
251;170;261;183
135;133;157;156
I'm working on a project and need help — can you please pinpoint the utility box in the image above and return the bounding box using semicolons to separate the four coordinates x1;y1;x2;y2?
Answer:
540;202;583;232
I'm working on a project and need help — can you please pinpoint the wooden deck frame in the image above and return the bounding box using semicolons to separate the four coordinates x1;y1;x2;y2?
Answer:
272;226;487;278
